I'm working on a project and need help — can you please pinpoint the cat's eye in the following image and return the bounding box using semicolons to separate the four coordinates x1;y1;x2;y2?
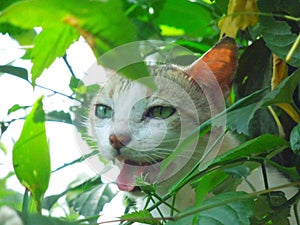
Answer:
95;104;113;119
145;106;176;119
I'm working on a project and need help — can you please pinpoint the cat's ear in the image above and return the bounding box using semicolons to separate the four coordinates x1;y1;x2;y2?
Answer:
187;37;238;96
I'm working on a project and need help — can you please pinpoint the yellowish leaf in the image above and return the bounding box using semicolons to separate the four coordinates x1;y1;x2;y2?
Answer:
271;54;299;123
218;0;258;38
272;54;288;90
277;103;300;123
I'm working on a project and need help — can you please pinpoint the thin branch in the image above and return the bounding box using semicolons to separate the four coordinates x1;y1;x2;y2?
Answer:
34;83;79;101
63;54;76;77
52;150;99;173
286;33;300;63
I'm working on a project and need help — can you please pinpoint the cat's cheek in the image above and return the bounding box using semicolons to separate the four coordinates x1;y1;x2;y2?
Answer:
148;120;168;141
93;125;115;160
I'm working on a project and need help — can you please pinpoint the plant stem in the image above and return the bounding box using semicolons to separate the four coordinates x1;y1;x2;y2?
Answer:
52;150;99;173
286;33;300;63
267;106;285;138
63;54;76;77
34;83;79;102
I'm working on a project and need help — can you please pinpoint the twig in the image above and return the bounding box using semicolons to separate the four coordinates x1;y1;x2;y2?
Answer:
34;83;79;101
63;54;76;77
286;33;300;63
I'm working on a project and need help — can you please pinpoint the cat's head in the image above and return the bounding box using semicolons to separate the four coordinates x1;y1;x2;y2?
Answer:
88;37;238;192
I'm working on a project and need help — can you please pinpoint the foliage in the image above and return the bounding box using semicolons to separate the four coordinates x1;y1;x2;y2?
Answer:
12;96;50;213
0;0;300;225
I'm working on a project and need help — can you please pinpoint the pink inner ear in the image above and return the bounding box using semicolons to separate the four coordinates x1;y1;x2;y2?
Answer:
187;37;238;97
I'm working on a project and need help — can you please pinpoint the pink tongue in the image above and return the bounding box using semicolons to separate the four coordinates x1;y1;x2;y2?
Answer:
116;161;145;191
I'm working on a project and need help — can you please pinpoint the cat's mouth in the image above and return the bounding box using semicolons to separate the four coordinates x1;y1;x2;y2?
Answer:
116;159;161;192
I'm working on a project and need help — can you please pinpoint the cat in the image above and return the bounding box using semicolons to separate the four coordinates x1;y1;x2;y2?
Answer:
87;37;298;223
88;37;238;209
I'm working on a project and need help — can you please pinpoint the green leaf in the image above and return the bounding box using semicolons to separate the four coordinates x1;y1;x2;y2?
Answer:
212;134;288;165
0;0;66;28
251;192;290;225
196;192;253;225
31;25;79;85
167;192;253;225
290;122;300;154
43;176;102;211
46;111;72;124
257;0;300;67
69;76;86;95
0;65;28;81
69;183;117;223
234;39;272;99
25;213;84;225
155;0;215;37
12;96;50;212
192;170;229;205
0;0;139;84
228;69;300;135
260;69;300;105
0;172;23;210
223;165;251;179
7;104;30;115
121;210;157;225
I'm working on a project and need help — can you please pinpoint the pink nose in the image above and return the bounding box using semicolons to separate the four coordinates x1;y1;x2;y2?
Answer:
109;134;132;151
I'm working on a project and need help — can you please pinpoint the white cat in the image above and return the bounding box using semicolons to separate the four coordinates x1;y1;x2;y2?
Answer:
87;37;298;224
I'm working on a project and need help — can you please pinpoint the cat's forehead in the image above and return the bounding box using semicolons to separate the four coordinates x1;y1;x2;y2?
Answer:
104;66;187;94
97;73;152;105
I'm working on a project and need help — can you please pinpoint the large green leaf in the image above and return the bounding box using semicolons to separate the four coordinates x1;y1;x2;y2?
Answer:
196;192;253;225
251;193;290;225
0;0;138;83
12;96;50;212
167;192;253;225
257;0;300;67
30;25;78;84
155;0;214;38
227;69;300;135
68;183;117;223
212;134;288;165
24;213;84;225
43;176;102;211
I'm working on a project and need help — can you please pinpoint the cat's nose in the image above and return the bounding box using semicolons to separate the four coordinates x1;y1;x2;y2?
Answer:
109;134;132;151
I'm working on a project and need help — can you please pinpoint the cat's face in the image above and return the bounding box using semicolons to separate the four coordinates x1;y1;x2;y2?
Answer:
88;37;238;192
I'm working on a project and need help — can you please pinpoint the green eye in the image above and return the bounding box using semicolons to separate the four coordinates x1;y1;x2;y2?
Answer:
146;106;176;119
95;104;112;119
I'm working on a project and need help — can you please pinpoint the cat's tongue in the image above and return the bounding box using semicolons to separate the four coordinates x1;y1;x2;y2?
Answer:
116;161;145;191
